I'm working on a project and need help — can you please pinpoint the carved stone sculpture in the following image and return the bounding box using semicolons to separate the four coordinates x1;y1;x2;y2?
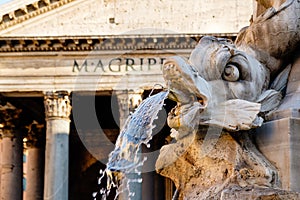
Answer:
156;0;300;199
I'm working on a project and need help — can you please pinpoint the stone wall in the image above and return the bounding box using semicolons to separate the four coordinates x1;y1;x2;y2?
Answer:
0;0;254;36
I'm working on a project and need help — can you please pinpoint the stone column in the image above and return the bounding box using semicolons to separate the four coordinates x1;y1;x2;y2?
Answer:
43;91;71;200
115;91;130;130
24;121;45;200
115;90;143;200
0;102;23;200
164;178;175;200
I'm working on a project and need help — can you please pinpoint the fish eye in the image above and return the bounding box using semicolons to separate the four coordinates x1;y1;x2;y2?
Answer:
222;63;240;81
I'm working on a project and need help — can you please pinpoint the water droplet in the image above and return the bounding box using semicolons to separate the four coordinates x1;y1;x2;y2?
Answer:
100;188;106;194
92;192;97;197
129;192;135;196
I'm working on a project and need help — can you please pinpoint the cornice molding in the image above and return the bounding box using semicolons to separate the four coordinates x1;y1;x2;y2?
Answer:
0;34;236;52
0;0;74;31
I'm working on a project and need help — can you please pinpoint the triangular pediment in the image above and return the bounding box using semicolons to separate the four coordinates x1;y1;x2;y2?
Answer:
0;0;253;36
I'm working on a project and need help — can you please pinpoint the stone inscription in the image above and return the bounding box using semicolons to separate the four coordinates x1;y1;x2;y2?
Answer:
72;57;167;73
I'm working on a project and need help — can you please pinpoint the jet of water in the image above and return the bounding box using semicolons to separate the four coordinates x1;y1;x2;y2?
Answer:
95;90;169;200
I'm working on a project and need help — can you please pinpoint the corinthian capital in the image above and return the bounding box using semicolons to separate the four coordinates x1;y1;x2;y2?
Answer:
24;121;45;148
115;90;143;112
0;102;22;138
44;91;71;120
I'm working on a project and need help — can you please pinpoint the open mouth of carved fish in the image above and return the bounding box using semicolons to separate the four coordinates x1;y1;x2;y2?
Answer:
163;56;211;108
161;56;213;137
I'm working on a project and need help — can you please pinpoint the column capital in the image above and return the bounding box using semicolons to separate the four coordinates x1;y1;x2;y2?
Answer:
0;102;22;138
128;90;143;112
44;91;71;120
24;121;45;149
115;89;143;113
115;90;129;112
115;90;143;129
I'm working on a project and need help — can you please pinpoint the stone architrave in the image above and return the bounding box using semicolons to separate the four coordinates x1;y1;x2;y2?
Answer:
24;121;45;200
43;91;71;200
115;90;143;200
0;102;23;200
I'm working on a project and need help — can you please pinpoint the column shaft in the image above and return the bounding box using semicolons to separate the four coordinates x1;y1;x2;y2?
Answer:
1;132;23;200
26;148;44;200
24;121;45;200
0;102;23;200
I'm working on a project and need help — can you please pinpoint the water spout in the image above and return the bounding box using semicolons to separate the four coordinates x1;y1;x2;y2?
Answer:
95;90;169;200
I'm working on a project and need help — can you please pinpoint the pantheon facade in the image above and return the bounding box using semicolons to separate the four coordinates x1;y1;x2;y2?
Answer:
0;0;255;199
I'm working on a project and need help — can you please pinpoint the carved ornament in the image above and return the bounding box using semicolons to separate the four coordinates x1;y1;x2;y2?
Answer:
44;91;71;120
0;102;22;138
0;34;236;52
24;120;45;148
156;0;300;198
0;0;75;31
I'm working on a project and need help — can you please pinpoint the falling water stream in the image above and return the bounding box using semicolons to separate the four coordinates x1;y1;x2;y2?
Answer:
94;90;169;200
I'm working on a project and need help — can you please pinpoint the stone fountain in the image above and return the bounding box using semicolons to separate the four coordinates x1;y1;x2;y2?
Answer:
156;0;300;199
98;0;300;199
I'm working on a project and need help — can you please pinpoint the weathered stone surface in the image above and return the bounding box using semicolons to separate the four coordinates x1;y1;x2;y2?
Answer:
156;131;281;200
236;0;300;76
0;0;252;36
0;47;176;93
156;1;300;199
254;34;300;194
221;186;300;200
256;117;300;192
